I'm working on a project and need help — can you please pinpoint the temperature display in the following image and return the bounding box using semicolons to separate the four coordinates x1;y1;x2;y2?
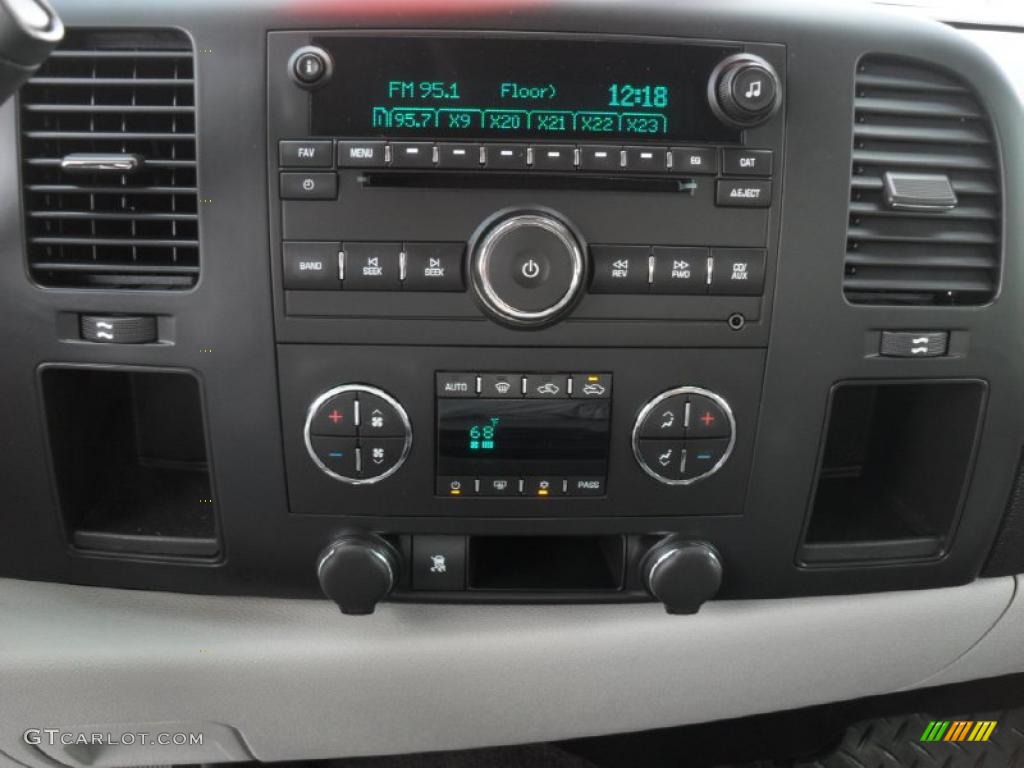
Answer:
310;36;740;142
437;398;610;477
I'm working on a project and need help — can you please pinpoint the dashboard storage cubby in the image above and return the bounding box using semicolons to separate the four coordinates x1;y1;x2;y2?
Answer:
41;367;218;558
800;381;986;564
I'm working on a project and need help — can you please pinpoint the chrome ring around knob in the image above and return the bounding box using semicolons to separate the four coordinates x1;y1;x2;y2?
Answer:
707;52;782;129
632;386;736;486
303;384;412;486
470;211;585;327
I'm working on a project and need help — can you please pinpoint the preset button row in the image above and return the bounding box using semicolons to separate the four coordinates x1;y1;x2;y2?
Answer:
438;476;606;497
590;246;765;296
283;241;464;292
323;139;772;177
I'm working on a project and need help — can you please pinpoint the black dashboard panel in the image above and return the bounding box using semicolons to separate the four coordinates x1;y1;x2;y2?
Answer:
0;0;1021;609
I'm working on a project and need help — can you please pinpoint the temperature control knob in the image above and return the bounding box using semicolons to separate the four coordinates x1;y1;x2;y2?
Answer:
708;53;782;129
317;532;400;615
642;537;723;614
304;384;412;484
469;209;586;328
633;386;736;485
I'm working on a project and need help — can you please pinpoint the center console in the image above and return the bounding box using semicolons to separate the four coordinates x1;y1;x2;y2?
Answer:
268;31;784;612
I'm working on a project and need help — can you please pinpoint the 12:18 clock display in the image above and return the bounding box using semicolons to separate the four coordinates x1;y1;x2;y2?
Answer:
310;36;739;142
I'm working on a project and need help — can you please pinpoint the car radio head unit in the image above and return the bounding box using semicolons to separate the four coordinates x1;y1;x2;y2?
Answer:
309;36;742;143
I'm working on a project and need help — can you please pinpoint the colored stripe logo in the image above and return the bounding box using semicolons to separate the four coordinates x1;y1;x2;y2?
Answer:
921;720;997;742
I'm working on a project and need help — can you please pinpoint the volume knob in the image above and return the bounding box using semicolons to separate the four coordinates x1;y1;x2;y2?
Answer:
708;53;782;129
469;210;586;328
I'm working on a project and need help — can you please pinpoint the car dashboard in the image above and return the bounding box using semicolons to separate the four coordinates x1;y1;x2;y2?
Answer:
1;0;1023;765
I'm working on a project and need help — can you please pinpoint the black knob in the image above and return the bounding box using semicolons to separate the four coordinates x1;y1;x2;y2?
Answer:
469;209;586;328
317;533;400;615
708;53;781;129
642;538;723;614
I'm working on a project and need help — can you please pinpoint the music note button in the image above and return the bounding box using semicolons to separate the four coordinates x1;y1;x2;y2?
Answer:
732;65;776;112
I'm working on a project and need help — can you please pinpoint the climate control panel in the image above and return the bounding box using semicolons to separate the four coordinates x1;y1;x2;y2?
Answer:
304;384;412;484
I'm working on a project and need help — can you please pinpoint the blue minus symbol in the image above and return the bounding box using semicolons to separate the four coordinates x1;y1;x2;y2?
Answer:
327;451;345;459
696;452;713;461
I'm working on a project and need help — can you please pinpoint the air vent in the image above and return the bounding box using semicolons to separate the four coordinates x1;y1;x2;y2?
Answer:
845;55;1001;305
20;29;198;289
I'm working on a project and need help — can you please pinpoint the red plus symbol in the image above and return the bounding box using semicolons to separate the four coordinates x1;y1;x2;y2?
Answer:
328;409;343;424
700;411;715;427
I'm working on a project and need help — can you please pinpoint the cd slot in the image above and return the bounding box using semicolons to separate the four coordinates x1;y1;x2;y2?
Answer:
358;170;698;194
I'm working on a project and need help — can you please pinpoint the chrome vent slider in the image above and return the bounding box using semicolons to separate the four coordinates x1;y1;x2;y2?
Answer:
59;153;143;174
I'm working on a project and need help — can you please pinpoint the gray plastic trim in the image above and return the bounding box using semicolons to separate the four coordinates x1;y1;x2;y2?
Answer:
0;576;1013;766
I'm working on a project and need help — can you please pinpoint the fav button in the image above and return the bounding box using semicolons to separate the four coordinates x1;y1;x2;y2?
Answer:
279;140;333;168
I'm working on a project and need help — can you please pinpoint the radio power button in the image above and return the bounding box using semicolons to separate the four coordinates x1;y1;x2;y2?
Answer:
470;210;586;328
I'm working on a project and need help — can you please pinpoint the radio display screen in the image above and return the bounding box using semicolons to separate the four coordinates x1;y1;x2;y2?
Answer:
436;398;611;477
310;36;740;142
